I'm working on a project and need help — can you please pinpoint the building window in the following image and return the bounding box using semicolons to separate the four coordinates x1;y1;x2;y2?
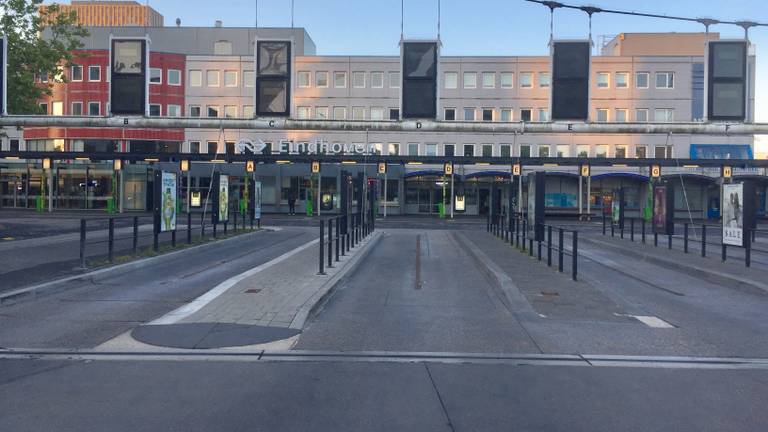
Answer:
388;143;400;155
88;102;100;116
39;103;48;114
371;72;384;88
596;108;609;122
207;141;219;154
500;145;511;157
88;65;101;82
615;72;629;88
500;72;513;88
482;144;493;157
596;72;610;88
444;108;456;121
500;108;513;122
482;72;495;89
297;71;310;88
207;106;219;117
538;72;550;88
636;72;649;89
615;146;627;158
333;106;346;120
71;101;83;116
189;141;200;154
656;72;674;89
389;108;399;120
635;146;647;158
150;67;162;84
168;69;181;86
334;72;347;88
463;72;477;89
654;108;674;122
213;41;233;55
463;107;475;121
38;72;49;83
316;71;329;88
444;144;455;157
243;71;255;88
464;144;475;157
224;105;237;118
577;145;589;157
389;71;400;88
352;71;366;88
425;143;438;157
482;108;493;122
444;72;458;89
52;101;63;116
635;108;649;122
243;105;254;118
316;106;329;120
149;104;161;117
189;106;201;117
520;72;533;88
595;145;609;158
352;106;365;120
519;145;531;157
655;146;671;159
189;70;202;87
556;145;569;157
207;70;219;87
538;108;549;122
520;108;532;122
615;109;628;122
408;143;419;156
167;104;181;117
297;106;311;119
370;107;384;120
71;65;83;81
224;71;237;87
538;146;550;157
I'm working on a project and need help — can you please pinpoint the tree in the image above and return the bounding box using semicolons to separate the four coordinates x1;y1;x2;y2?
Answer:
1;0;88;114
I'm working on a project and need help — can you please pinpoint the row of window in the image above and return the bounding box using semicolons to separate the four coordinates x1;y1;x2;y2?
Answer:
596;71;674;90
296;71;400;89
595;108;674;122
188;70;254;88
39;101;102;116
183;140;673;159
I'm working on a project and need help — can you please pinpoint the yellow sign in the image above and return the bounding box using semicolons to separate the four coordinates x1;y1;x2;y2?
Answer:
191;191;201;207
179;160;189;172
311;161;321;174
512;164;521;176
378;162;387;174
113;159;122;171
43;158;51;170
722;166;732;179
444;162;453;176
651;165;661;178
246;160;255;173
455;195;466;211
580;165;590;177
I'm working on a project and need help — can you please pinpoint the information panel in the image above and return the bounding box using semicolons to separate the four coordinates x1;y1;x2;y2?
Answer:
551;41;590;121
708;40;748;121
110;38;147;115
153;171;177;233
722;182;755;247
653;185;675;236
401;41;438;119
611;188;625;229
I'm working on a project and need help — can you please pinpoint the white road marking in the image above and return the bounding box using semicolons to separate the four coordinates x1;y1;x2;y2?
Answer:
615;313;675;328
150;239;319;325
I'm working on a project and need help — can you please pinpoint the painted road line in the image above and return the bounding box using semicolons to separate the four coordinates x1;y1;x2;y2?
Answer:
615;313;675;328
150;238;319;325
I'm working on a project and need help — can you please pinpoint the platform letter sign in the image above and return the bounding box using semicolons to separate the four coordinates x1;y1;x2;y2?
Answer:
110;38;148;115
527;172;545;241
0;36;6;115
512;164;521;176
401;41;438;119
551;41;590;121
653;185;675;236
153;171;177;233
651;164;661;179
580;165;590;177
708;41;748;122
722;182;755;247
378;163;387;175
444;162;453;176
311;161;321;174
256;40;291;117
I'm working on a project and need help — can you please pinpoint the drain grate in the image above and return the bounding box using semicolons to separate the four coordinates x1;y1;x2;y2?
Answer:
540;291;559;297
245;288;262;294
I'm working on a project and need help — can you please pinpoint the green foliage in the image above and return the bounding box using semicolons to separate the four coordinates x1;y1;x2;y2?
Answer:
1;0;88;114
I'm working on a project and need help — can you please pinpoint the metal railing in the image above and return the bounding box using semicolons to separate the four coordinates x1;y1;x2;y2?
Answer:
318;211;375;275
78;205;261;269
488;214;579;281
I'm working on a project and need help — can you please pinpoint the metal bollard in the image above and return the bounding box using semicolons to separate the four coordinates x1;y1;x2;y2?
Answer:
746;235;751;268
668;234;672;250
572;231;578;281
188;212;192;244
602;212;606;235
213;221;217;239
630;219;635;242
641;219;646;244
537;239;542;261
684;223;689;253
487;213;490;232
233;208;238;231
108;218;114;263
654;232;658;247
611;222;615;237
335;217;340;262
79;219;87;268
224;219;228;235
558;228;564;273
327;219;333;268
318;220;326;275
529;238;534;257
547;225;552;266
133;216;139;254
722;243;727;262
153;221;159;252
620;223;624;239
701;225;707;257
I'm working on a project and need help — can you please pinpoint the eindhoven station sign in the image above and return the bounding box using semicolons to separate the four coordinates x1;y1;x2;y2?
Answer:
235;138;381;156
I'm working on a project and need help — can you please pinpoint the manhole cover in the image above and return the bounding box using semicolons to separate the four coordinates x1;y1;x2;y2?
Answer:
245;288;262;294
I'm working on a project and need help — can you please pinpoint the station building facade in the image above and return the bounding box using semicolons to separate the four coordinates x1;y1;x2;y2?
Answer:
0;27;761;218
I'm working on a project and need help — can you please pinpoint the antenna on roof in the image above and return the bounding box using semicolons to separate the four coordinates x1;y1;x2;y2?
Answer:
437;0;441;42
400;0;404;41
291;0;295;28
255;0;259;28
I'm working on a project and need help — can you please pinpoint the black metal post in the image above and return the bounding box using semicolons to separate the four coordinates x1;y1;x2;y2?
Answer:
224;219;228;235
529;238;534;257
641;219;646;244
537;238;542;261
153;219;159;252
602;212;606;235
701;225;707;257
187;211;192;244
487;213;490;232
108;218;114;263
620;223;624;239
327;219;333;268
722;243;727;262
213;221;217;239
79;219;86;268
335;217;340;262
746;231;751;268
547;225;552;266
172;229;177;248
630;218;635;242
233;207;238;231
684;223;689;253
572;231;578;281
654;232;658;247
132;216;138;254
668;234;672;250
318;220;325;275
611;222;615;237
558;228;564;273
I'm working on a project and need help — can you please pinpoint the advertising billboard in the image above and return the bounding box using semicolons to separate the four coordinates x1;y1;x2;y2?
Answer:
653;185;675;236
218;175;229;223
160;172;177;232
254;181;262;220
611;188;625;229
